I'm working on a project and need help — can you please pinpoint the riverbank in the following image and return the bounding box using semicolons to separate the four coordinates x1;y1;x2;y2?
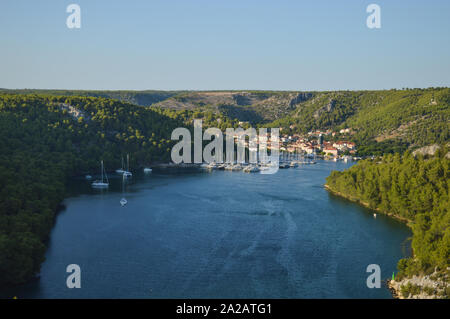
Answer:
323;184;412;225
324;184;448;299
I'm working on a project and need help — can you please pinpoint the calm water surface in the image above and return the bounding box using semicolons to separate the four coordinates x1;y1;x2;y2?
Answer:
3;161;411;298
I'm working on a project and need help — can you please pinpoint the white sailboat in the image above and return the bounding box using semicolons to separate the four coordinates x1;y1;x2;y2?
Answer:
123;154;132;178
116;157;125;174
120;174;127;206
92;160;109;188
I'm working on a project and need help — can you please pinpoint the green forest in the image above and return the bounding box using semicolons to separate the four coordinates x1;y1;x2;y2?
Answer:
326;150;449;297
268;88;449;154
0;93;184;286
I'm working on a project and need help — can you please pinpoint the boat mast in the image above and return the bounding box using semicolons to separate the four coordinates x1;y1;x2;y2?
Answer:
105;164;109;183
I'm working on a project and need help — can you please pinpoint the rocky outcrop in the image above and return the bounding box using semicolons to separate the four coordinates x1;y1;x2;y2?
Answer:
233;94;253;106
412;144;450;159
313;99;337;119
326;99;336;112
58;103;90;121
412;144;441;157
289;92;313;107
388;269;449;299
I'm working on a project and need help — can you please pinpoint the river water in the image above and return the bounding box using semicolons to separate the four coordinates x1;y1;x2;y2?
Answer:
3;161;411;298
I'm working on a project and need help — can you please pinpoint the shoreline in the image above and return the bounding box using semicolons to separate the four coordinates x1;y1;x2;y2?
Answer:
323;184;412;225
324;183;448;299
323;183;411;299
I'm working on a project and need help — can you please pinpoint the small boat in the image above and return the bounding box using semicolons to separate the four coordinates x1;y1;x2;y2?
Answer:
85;175;92;180
231;164;243;171
123;171;132;177
144;167;152;173
373;213;377;218
244;165;260;173
92;160;109;188
289;161;298;168
206;162;218;170
120;174;127;206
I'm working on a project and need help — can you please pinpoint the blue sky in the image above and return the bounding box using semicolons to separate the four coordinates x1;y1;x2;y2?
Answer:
0;0;449;90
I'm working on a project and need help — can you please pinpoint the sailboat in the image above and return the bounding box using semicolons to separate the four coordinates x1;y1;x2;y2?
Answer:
123;154;132;178
116;157;125;174
120;174;127;206
92;160;109;188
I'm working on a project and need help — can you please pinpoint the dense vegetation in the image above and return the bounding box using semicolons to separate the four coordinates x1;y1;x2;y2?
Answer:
326;150;449;295
0;94;183;286
269;88;449;153
2;88;449;156
0;89;179;107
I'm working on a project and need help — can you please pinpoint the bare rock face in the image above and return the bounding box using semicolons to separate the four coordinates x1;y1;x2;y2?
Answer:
326;99;336;112
289;92;313;107
313;99;337;119
232;94;253;106
412;144;441;157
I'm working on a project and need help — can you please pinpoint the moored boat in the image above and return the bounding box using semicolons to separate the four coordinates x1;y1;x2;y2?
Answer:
92;160;109;188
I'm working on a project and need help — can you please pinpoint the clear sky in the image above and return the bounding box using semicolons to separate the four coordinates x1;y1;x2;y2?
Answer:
0;0;449;91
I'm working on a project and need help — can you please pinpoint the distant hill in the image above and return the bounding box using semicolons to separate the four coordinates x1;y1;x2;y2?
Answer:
0;89;179;107
1;88;449;153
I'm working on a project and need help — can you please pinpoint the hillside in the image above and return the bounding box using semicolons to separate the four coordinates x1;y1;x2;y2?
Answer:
2;88;448;155
0;89;179;108
326;151;449;298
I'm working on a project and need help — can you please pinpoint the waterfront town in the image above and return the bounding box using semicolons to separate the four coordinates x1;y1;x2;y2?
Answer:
280;129;357;158
232;127;358;160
